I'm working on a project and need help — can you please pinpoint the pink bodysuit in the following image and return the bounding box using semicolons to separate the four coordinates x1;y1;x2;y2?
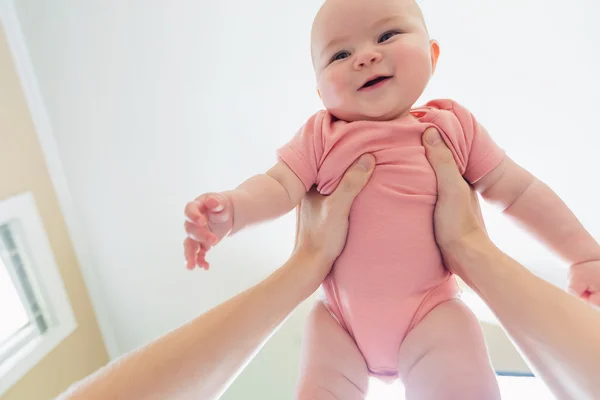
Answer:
277;99;505;378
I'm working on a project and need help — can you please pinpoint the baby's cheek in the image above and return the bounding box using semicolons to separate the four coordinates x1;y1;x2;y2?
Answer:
318;69;348;109
392;45;432;97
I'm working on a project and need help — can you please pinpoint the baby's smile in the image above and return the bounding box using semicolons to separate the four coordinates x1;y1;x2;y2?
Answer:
358;75;394;91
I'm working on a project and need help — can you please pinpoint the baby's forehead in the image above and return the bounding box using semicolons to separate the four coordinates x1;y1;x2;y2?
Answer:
311;0;423;43
310;0;424;60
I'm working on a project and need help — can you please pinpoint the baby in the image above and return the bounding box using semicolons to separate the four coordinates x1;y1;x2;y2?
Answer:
184;0;600;398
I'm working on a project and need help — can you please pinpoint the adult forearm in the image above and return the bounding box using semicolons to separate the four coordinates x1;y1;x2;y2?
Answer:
450;235;600;399
60;251;323;400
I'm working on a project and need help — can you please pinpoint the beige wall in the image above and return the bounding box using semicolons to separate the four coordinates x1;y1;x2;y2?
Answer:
0;24;108;400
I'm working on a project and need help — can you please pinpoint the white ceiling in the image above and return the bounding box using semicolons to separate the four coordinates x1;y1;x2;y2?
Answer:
9;0;600;398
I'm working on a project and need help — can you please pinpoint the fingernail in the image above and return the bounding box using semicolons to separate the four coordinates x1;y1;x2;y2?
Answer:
212;204;224;212
357;154;375;170
425;129;442;146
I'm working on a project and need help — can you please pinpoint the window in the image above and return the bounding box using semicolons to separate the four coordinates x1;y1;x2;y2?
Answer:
0;193;76;395
0;222;49;365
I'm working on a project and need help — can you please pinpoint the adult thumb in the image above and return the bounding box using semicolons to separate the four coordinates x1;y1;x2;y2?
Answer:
329;154;375;208
422;128;464;195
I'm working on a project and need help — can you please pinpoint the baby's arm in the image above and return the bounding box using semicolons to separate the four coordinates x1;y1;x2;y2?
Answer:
474;157;600;265
429;99;599;302
186;111;325;269
225;162;306;234
474;157;600;303
432;99;600;264
184;162;306;269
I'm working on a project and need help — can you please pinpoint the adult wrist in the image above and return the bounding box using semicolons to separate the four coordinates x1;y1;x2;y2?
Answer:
441;231;496;280
289;248;333;292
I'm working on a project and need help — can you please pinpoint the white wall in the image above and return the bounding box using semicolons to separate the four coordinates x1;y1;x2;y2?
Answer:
11;0;600;398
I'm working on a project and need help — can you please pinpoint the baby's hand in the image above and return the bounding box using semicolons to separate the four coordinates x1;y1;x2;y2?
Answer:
184;193;233;270
568;261;600;307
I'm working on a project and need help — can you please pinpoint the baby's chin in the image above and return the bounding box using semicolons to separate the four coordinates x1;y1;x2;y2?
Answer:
328;105;411;122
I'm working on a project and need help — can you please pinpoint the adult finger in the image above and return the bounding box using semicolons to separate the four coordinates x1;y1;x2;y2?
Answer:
328;154;375;210
422;128;468;197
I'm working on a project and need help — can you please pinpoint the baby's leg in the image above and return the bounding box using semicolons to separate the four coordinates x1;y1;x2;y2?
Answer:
295;301;370;400
397;299;500;400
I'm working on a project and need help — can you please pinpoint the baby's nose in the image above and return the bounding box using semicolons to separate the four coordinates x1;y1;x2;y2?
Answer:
354;51;382;69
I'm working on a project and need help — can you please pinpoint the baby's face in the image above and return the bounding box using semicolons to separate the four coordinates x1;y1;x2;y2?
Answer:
311;0;438;122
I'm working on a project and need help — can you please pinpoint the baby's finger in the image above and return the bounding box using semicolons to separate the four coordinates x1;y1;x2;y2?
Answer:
185;212;207;226
185;201;207;225
185;221;218;246
184;237;199;270
207;208;231;224
199;241;212;252
204;195;231;224
196;250;209;270
588;292;600;308
204;196;225;212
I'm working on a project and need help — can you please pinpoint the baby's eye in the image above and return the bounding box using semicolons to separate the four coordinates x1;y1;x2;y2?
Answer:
331;51;351;63
378;30;400;43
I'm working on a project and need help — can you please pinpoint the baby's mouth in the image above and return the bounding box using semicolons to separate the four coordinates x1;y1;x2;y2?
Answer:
359;76;393;91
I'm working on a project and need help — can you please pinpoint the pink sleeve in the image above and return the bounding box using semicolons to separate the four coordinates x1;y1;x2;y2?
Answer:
426;99;505;184
276;112;325;191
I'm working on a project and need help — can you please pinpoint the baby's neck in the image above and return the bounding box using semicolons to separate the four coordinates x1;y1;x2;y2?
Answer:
390;108;415;121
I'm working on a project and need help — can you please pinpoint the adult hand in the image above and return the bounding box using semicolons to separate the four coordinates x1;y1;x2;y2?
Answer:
293;153;375;280
422;128;486;275
422;127;600;400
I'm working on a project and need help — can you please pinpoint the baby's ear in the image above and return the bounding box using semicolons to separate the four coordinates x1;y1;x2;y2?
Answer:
430;39;440;74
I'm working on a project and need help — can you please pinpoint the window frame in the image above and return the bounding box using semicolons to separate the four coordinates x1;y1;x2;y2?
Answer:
0;192;77;395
